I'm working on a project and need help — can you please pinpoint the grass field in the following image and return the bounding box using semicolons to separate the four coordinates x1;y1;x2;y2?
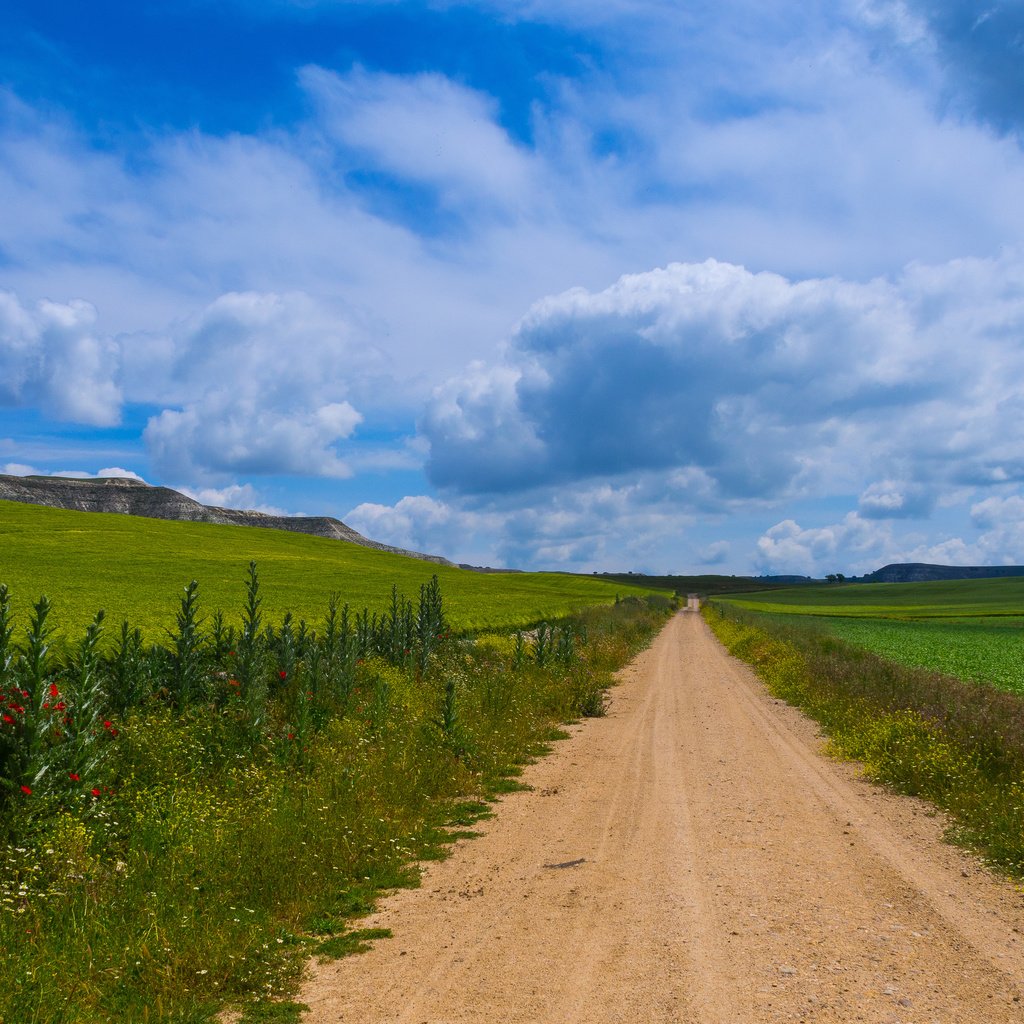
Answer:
722;577;1024;622
717;577;1024;692
0;500;651;642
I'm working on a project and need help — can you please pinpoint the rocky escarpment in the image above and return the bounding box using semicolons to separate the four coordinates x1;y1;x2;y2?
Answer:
0;475;454;567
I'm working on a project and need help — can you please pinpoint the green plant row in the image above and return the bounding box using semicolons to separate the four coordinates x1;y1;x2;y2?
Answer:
704;603;1024;878
0;570;670;1024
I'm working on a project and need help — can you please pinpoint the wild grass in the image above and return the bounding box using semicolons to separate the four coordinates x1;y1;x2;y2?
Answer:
705;603;1024;877
0;499;652;643
0;567;669;1024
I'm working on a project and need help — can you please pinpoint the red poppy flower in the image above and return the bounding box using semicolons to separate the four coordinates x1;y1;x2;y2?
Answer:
91;788;101;797
109;728;119;738
55;701;66;711
278;670;287;679
2;714;12;724
229;678;240;687
49;683;59;699
287;733;295;740
103;720;112;729
20;785;31;796
69;773;80;781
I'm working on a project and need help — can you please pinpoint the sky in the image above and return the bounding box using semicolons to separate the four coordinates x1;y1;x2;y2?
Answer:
3;0;1024;577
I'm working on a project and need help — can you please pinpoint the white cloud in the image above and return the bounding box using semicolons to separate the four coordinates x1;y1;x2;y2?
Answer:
145;399;361;482
858;479;934;519
302;65;536;210
0;291;121;426
137;291;367;481
348;476;702;572
756;515;894;577
178;482;291;516
347;494;503;563
1;463;145;481
423;254;1024;526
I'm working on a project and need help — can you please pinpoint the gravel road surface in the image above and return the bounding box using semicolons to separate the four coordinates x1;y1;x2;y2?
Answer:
302;611;1024;1022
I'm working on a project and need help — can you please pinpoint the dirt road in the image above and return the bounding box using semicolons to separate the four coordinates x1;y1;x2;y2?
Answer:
302;611;1024;1022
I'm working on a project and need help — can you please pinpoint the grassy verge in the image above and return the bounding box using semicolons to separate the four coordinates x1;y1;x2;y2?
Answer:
704;603;1024;877
0;569;670;1024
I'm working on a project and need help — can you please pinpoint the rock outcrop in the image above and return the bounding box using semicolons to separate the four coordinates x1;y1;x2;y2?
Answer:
0;475;454;567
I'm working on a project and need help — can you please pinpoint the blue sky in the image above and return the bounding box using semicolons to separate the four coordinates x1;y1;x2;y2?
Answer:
3;0;1024;576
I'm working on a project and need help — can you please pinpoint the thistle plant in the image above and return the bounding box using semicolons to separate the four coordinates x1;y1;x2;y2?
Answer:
237;560;269;733
512;630;526;671
109;620;146;715
533;621;551;667
169;580;204;711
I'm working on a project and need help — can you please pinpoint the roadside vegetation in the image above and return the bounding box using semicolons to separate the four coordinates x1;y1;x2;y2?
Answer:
0;500;652;641
0;562;671;1024
704;600;1024;880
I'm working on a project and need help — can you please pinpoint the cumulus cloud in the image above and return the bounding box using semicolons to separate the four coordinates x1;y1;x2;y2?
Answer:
1;463;145;480
346;495;502;561
0;291;121;425
348;476;700;571
137;291;368;482
858;479;934;519
756;486;1024;577
756;515;894;577
422;255;1024;527
177;482;291;516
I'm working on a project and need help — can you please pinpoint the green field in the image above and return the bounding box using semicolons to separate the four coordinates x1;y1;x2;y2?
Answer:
718;577;1024;692
0;500;650;641
723;576;1024;621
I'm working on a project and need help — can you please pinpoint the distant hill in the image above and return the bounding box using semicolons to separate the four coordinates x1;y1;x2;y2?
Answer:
594;572;817;595
860;563;1024;584
0;474;455;567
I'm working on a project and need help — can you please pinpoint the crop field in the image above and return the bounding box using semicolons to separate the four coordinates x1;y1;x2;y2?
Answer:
0;500;651;642
819;618;1024;692
718;577;1024;692
723;576;1024;622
